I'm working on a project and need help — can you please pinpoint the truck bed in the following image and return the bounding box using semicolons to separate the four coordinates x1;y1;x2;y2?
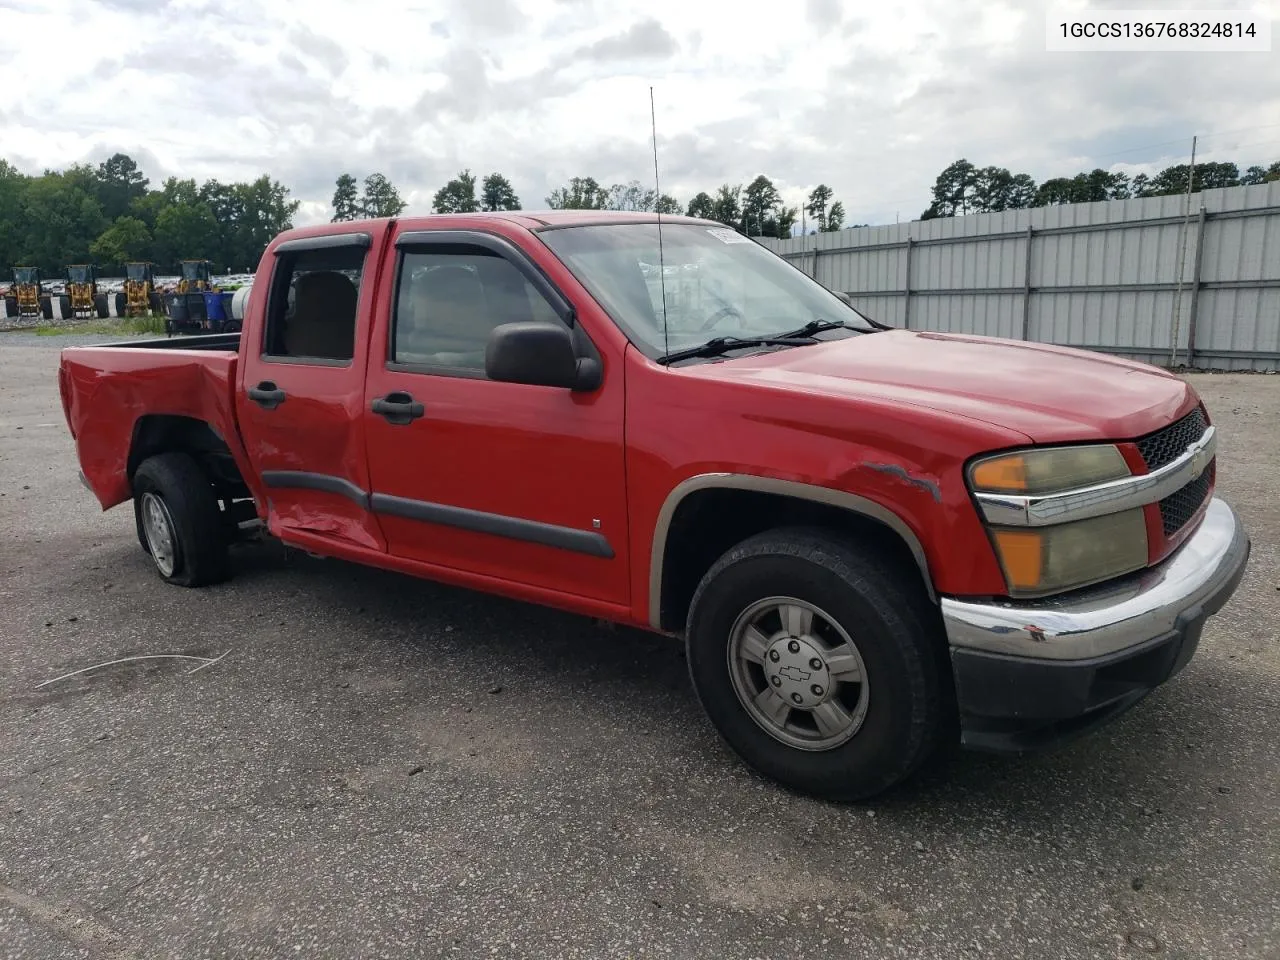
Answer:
94;332;242;351
59;340;247;510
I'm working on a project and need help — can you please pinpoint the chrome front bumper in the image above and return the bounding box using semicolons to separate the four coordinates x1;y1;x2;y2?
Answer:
942;497;1250;662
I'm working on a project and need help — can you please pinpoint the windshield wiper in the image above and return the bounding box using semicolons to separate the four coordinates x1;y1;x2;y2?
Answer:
657;335;813;365
772;318;869;339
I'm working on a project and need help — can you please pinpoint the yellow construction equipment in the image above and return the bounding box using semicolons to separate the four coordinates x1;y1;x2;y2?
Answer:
66;264;97;318
176;259;212;294
124;262;158;317
12;266;42;318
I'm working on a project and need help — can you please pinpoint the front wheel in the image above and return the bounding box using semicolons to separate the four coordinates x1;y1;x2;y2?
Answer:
686;527;948;801
132;453;230;587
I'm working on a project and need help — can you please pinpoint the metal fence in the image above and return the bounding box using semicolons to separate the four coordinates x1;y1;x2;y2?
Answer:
761;181;1280;371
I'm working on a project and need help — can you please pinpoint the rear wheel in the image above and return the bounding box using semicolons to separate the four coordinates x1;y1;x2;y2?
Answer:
686;527;948;801
132;453;230;586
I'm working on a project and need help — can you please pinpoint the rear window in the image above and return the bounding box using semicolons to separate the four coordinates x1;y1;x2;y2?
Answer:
263;246;366;364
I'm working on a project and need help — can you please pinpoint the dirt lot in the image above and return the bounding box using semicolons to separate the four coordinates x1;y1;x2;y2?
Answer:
1;336;1277;959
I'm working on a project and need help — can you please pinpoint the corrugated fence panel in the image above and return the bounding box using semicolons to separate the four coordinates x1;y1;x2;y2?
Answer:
762;181;1280;370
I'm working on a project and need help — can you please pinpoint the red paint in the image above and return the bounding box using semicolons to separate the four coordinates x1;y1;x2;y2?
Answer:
59;212;1215;629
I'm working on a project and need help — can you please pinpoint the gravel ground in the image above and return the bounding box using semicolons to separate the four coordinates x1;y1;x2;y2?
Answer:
1;340;1277;960
0;329;165;349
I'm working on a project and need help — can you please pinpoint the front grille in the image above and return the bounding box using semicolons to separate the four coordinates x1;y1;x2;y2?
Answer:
1136;407;1207;471
1157;462;1213;537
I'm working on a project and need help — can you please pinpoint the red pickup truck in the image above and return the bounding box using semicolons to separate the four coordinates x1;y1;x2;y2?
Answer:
59;211;1251;800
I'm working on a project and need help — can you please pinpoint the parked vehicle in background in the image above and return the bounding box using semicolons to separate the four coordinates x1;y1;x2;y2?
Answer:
13;266;43;318
57;211;1251;800
66;264;97;319
123;262;162;317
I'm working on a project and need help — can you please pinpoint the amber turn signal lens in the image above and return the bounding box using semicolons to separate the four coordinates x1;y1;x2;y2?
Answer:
971;456;1028;492
991;530;1044;589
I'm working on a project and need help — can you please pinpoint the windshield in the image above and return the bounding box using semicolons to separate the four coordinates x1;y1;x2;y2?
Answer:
538;223;876;360
126;263;149;281
14;267;38;284
68;266;91;282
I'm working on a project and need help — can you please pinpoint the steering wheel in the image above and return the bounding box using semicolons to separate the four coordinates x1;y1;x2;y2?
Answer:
699;305;745;332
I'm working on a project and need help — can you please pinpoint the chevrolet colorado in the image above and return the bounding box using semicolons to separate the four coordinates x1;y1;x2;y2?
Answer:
58;211;1251;799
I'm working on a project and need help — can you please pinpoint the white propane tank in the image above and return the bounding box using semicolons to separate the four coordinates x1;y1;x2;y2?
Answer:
231;285;252;321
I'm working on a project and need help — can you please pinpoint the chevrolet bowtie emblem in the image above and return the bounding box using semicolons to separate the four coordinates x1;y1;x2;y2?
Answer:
778;665;812;682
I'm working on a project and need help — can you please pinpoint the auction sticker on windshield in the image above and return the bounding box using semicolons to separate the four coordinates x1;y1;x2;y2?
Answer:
707;228;752;244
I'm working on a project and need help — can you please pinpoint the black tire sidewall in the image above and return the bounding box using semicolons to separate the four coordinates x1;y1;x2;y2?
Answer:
132;453;229;587
132;472;190;582
687;537;938;800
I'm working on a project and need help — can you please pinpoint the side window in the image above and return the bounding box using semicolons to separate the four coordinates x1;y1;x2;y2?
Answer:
263;245;366;363
391;246;564;373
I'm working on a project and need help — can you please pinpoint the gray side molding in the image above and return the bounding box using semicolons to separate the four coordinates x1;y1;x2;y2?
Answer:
648;473;937;630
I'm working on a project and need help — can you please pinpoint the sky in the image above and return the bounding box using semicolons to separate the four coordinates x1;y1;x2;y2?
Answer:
1;0;1278;227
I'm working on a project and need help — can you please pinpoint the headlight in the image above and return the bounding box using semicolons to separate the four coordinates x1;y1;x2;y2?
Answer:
989;509;1148;597
969;445;1131;495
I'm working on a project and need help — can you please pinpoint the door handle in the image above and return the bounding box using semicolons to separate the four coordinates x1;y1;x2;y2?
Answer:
371;391;425;425
248;381;286;409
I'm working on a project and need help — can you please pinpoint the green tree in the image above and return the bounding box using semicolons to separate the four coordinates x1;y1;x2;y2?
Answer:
1146;161;1239;196
16;172;107;271
686;191;715;219
606;180;656;211
774;204;799;238
160;176;200;207
805;184;834;230
922;159;977;218
0;160;29;273
741;175;780;236
826;200;845;232
362;172;407;218
229;176;300;270
654;193;681;214
95;153;149;222
331;173;360;221
90;216;152;267
546;176;609;209
970;167;1039;212
154;202;219;271
710;184;741;228
481;172;521;211
432;169;479;213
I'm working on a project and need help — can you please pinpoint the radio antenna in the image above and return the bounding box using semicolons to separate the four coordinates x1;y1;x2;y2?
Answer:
650;85;669;358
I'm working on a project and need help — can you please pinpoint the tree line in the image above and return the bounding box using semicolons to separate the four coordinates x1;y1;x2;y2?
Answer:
337;169;854;239
922;157;1280;218
0;153;299;276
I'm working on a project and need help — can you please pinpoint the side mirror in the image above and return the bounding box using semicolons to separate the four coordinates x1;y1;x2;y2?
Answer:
485;321;601;391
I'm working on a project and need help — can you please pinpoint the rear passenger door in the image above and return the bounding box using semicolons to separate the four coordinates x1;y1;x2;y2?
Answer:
236;231;387;552
362;227;630;606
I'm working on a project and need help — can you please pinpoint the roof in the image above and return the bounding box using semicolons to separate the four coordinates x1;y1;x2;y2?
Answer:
271;210;720;248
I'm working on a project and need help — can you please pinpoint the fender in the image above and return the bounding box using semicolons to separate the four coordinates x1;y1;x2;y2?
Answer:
648;473;938;630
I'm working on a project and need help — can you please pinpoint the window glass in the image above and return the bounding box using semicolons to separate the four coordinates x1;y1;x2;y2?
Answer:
392;247;563;371
538;223;875;360
264;246;365;362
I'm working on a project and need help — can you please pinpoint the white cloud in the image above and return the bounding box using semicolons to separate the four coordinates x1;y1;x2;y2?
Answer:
2;0;1278;226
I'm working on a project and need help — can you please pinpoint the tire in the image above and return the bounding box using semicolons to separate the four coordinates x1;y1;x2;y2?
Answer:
131;453;230;587
685;526;948;802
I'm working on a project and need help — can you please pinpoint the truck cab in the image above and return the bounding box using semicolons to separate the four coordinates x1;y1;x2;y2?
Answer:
57;212;1251;800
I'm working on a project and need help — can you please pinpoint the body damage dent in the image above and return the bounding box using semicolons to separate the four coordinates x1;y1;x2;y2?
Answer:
863;462;943;503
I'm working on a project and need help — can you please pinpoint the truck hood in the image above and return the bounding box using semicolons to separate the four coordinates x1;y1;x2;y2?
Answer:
688;330;1194;444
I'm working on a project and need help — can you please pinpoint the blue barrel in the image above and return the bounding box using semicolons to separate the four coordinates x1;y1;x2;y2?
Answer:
204;291;225;322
